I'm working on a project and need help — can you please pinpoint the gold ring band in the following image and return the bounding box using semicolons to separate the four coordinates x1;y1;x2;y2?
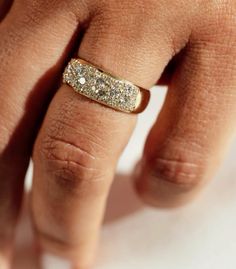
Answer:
63;58;150;113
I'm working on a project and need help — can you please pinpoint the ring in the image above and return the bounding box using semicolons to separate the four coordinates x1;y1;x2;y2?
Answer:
63;58;150;113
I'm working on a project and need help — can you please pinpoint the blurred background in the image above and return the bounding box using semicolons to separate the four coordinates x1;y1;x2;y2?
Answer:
13;86;236;269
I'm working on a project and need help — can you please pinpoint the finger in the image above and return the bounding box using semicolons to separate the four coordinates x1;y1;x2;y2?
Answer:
135;2;236;207
31;1;192;267
0;1;83;266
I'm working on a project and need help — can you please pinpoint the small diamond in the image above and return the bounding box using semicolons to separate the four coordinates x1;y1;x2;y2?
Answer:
98;89;106;97
79;77;86;85
76;66;82;73
96;78;106;88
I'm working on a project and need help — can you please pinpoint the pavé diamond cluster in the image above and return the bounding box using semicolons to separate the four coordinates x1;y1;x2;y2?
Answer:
63;59;140;113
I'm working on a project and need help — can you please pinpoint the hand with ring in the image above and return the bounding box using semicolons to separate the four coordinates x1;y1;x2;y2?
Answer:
0;0;235;268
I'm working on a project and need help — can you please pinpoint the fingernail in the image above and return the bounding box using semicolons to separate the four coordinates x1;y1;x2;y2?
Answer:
41;252;72;269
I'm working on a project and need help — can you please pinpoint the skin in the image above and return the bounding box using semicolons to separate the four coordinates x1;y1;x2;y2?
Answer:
0;0;235;268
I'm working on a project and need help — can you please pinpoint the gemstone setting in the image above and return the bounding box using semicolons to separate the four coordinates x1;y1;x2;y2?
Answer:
63;59;140;113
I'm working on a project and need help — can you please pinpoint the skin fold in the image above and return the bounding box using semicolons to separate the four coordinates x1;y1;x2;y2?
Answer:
0;0;235;268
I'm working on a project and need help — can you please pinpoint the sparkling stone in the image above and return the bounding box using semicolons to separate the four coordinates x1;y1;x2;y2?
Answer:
79;77;86;85
76;66;82;73
98;89;106;97
63;59;140;112
96;78;106;88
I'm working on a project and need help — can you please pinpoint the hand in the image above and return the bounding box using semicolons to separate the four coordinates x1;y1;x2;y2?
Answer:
0;0;235;268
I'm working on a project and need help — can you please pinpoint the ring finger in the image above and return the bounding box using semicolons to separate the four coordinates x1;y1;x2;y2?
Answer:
31;1;190;268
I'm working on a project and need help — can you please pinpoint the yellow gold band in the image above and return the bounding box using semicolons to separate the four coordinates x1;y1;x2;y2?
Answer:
63;58;150;113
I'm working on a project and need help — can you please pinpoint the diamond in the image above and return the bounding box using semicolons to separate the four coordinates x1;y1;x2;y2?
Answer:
96;78;106;89
79;77;86;85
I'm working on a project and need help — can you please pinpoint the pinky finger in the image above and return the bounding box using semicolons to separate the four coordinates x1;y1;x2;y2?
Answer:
135;18;236;207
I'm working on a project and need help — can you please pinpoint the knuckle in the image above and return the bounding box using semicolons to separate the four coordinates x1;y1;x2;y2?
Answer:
35;130;106;191
46;139;94;178
150;150;206;187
